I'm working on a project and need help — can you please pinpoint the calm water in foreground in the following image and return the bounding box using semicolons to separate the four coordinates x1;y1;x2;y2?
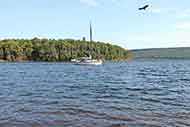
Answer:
0;59;190;127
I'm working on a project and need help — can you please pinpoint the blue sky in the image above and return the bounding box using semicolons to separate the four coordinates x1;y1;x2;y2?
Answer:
0;0;190;49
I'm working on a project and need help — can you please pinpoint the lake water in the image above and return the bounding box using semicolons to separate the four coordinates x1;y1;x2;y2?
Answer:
0;59;190;127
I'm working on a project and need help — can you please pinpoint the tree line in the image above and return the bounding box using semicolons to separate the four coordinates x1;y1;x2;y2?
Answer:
0;38;131;62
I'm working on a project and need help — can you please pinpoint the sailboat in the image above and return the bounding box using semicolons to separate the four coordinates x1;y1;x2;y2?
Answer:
71;21;103;65
71;55;103;65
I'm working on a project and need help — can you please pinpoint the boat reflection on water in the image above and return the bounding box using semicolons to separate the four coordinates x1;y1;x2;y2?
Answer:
71;55;103;65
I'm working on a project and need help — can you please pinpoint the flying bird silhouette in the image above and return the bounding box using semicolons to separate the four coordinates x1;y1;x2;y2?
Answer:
139;5;149;10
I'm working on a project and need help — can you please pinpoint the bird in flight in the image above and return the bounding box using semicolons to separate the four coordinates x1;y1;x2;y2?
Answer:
139;5;149;10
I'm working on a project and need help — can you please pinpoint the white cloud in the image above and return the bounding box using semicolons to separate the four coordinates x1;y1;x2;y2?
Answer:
151;8;163;13
151;8;190;18
181;9;190;17
80;0;97;7
125;31;190;49
176;22;190;30
150;7;176;14
111;0;121;4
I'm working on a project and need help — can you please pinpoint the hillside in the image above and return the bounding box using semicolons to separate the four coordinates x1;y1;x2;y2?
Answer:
131;47;190;59
0;38;130;62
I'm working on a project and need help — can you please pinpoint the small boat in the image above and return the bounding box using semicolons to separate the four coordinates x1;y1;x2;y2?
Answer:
71;55;103;65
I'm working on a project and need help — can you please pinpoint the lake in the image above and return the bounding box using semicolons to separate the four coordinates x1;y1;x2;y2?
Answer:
0;59;190;127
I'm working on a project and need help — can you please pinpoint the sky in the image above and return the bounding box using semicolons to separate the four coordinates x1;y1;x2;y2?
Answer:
0;0;190;49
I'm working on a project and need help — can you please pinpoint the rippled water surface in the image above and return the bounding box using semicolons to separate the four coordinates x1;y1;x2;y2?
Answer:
0;59;190;127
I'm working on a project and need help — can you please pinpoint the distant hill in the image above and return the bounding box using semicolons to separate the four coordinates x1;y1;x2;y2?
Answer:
131;47;190;59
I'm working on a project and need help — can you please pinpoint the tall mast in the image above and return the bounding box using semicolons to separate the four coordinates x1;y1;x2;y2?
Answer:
90;21;92;42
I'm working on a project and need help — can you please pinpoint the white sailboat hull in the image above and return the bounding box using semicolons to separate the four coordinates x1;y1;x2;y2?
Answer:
71;56;103;65
75;61;103;65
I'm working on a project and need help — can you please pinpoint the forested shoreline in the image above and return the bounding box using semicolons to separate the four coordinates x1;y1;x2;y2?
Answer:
0;38;130;62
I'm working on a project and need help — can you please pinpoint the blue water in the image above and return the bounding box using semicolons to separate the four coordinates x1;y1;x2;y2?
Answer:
0;59;190;127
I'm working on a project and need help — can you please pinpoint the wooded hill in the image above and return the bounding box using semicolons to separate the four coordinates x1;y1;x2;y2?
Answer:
0;38;130;62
